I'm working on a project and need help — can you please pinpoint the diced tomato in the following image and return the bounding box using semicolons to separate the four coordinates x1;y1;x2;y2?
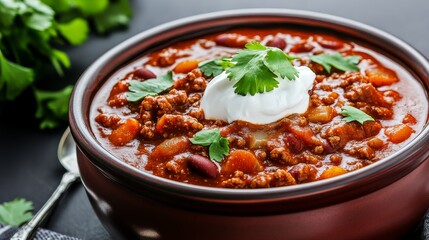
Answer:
403;114;417;125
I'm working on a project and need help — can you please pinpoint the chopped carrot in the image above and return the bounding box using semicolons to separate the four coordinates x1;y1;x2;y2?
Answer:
108;118;140;146
385;124;415;143
173;59;199;74
319;166;347;180
151;136;190;159
222;150;263;175
155;114;167;133
365;67;398;87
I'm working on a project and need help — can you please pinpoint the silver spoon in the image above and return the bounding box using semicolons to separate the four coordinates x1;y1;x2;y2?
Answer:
11;128;79;240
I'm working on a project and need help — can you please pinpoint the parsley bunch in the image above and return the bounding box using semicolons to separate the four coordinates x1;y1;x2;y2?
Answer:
0;0;132;129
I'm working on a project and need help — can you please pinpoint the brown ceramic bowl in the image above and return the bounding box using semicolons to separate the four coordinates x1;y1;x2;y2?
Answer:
69;9;429;240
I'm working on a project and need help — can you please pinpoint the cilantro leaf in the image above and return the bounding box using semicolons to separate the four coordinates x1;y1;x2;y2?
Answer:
265;48;297;79
127;71;173;102
40;0;71;13
341;106;375;124
25;0;55;16
199;57;234;77
22;12;53;31
73;0;109;15
34;85;73;129
0;51;34;101
226;41;298;96
310;53;360;73
92;0;132;34
50;49;71;76
0;2;19;28
245;41;266;50
57;18;89;45
190;129;230;162
0;0;133;129
0;198;33;227
209;137;229;162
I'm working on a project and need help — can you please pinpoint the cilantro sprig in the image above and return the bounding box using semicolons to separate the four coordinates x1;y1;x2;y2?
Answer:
0;0;132;129
190;129;230;162
199;57;234;77
0;198;33;227
127;71;173;102
227;41;299;96
34;85;74;129
310;53;360;73
199;42;298;96
341;106;375;124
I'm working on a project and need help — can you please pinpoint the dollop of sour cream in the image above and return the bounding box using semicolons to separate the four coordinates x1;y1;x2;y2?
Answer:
200;66;316;124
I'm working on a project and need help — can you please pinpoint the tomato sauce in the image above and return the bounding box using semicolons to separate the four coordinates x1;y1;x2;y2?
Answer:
90;28;428;188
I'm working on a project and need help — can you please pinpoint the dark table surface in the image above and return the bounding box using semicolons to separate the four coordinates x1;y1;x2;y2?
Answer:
1;0;428;239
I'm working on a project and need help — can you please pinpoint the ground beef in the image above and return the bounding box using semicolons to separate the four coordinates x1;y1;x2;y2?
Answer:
95;113;121;128
174;69;208;93
156;114;203;138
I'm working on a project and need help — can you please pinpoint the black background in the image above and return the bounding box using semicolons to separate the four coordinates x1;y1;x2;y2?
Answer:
1;0;428;239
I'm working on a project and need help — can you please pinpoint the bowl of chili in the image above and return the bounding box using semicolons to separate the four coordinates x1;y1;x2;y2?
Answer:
70;9;429;239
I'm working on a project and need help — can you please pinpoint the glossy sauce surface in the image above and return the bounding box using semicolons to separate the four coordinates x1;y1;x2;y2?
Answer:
90;28;428;188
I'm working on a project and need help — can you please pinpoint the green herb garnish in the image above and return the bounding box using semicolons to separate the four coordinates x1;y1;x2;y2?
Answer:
0;198;33;227
190;129;230;162
127;71;174;102
226;41;299;96
199;57;234;77
0;0;132;129
34;85;74;129
341;106;375;124
310;53;360;73
0;51;35;101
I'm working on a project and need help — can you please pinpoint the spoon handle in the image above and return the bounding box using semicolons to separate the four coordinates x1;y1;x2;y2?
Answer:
10;172;79;240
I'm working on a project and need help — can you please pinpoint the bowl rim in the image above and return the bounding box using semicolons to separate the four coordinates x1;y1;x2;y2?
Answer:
70;8;429;201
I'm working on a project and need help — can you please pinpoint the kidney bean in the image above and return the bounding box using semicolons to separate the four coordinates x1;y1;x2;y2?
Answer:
315;36;345;50
134;67;156;79
187;155;218;178
322;140;336;154
266;37;286;49
215;33;249;48
284;133;304;153
289;41;314;53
